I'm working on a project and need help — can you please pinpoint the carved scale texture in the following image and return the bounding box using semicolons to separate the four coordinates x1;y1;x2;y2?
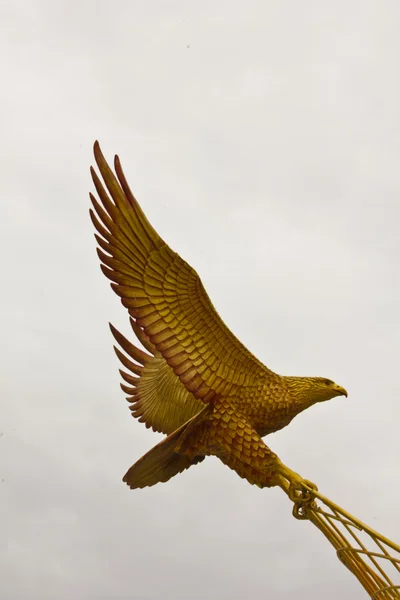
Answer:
122;399;281;489
176;398;281;488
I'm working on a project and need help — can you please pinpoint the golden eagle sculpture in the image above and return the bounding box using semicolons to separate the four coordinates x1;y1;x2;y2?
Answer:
89;141;347;493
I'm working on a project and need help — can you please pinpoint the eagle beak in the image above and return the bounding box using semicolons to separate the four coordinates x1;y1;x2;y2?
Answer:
335;385;348;398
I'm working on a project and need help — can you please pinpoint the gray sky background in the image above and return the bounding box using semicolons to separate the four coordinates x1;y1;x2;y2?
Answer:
1;1;400;598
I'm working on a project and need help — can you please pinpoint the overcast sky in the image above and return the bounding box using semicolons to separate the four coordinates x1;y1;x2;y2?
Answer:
1;1;400;598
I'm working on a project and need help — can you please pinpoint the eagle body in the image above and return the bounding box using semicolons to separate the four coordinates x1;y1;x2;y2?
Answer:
90;142;347;491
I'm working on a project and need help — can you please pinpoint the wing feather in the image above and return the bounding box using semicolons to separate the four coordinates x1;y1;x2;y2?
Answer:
110;320;204;434
90;142;274;404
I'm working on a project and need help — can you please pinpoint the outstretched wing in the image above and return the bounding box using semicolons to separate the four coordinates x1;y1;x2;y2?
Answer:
90;142;273;403
110;317;204;435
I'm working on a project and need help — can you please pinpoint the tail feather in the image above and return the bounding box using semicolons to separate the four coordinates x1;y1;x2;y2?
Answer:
123;419;205;489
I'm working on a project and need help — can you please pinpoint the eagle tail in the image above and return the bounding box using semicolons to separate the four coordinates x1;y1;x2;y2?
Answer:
123;413;207;489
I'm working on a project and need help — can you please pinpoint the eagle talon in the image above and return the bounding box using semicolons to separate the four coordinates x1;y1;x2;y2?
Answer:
277;465;318;504
288;479;317;504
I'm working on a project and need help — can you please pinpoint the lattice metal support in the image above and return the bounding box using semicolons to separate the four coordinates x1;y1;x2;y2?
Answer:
280;480;400;598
